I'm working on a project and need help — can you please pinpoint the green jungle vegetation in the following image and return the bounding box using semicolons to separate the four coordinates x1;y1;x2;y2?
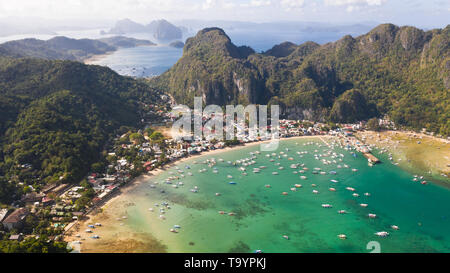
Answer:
0;57;164;204
153;24;449;136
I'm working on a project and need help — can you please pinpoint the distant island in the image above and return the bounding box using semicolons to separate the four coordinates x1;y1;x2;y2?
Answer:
98;36;156;48
105;19;184;41
0;36;156;62
169;41;184;48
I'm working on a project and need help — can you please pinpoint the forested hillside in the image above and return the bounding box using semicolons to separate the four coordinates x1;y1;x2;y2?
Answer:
153;24;449;136
0;36;154;61
0;57;164;203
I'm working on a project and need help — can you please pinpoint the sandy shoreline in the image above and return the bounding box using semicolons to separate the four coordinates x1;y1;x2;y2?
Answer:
356;130;450;181
83;51;116;64
63;135;330;249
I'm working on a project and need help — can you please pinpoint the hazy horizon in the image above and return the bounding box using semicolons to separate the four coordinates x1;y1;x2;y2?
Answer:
0;0;448;31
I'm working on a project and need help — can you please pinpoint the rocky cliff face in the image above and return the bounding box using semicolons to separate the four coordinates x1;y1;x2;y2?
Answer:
154;28;260;106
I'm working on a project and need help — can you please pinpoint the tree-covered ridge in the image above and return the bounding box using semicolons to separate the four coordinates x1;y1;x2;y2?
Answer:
153;24;449;136
0;57;164;197
0;36;155;61
98;36;156;48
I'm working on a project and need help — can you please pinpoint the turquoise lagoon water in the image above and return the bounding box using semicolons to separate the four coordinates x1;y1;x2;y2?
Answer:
105;137;450;253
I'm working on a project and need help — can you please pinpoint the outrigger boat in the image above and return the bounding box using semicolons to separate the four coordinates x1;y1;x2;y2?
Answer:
375;231;389;237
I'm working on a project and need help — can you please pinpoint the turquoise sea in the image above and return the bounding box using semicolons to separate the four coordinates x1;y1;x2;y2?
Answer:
89;137;450;253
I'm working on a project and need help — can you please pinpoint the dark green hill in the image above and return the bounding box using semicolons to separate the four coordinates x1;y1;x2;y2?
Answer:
0;37;114;61
154;27;260;106
0;57;164;197
152;24;450;136
169;41;185;48
0;36;155;61
99;36;156;48
264;42;299;58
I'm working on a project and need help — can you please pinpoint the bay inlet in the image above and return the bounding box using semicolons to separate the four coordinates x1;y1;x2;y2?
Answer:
75;137;450;253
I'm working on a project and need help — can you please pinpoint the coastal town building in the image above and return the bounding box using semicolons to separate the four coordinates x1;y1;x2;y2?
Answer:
21;192;46;205
9;234;24;241
2;208;30;231
40;183;59;194
0;208;9;228
28;115;390;238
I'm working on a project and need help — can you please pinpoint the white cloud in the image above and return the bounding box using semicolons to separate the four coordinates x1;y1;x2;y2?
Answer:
0;0;446;28
324;0;387;12
325;0;387;6
280;0;305;10
0;0;200;20
202;0;238;10
202;0;216;10
240;0;272;8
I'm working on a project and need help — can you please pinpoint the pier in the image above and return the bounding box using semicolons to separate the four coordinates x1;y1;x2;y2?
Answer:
339;132;381;164
363;153;380;164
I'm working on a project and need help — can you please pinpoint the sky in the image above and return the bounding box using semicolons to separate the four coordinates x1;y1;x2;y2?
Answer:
0;0;448;28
